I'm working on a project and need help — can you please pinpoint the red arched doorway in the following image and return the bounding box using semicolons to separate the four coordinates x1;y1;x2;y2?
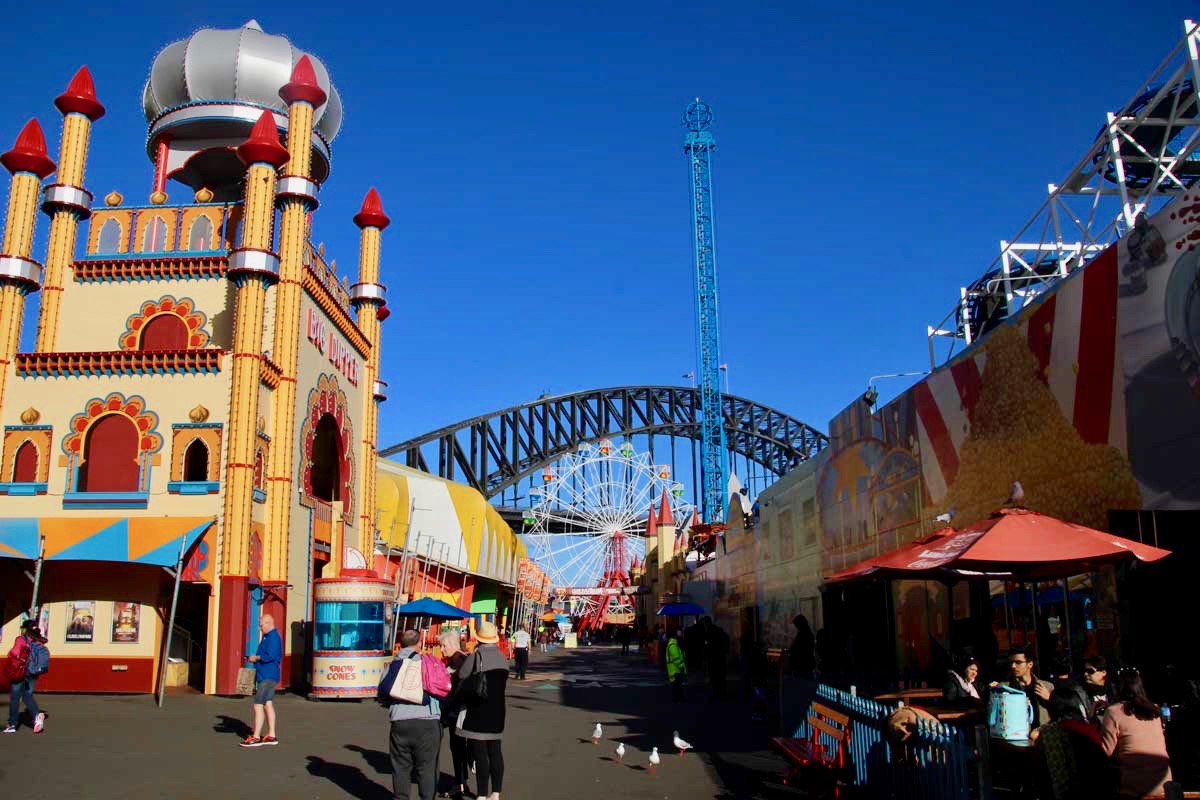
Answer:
11;440;37;483
139;314;190;350
77;414;140;492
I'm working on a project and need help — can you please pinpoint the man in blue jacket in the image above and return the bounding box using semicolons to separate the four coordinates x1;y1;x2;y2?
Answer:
241;613;282;748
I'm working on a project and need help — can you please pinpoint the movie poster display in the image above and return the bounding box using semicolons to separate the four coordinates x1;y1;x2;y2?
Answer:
66;601;96;642
111;602;140;643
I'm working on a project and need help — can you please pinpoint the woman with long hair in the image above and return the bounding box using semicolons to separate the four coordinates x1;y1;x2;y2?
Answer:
1100;669;1172;799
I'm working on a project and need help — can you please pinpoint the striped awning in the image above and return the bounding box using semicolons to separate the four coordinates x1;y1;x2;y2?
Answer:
0;517;214;567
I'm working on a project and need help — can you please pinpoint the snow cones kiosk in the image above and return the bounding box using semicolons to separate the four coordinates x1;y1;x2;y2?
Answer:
310;567;394;698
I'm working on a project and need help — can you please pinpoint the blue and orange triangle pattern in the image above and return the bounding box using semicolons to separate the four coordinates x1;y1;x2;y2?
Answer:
0;517;215;567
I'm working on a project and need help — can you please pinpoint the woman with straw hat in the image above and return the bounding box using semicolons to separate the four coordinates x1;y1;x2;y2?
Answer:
454;621;508;800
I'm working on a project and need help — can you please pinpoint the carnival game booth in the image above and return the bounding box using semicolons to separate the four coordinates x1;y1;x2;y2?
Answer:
309;568;394;699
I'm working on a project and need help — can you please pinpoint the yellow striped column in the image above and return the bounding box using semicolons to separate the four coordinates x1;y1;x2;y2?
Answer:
265;56;325;583
220;110;288;577
0;119;55;416
350;188;390;561
35;67;104;352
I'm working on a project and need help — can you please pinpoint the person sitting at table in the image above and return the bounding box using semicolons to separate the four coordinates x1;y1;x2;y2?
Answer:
1033;687;1112;800
1083;655;1113;722
943;654;983;707
1100;669;1173;799
989;646;1054;728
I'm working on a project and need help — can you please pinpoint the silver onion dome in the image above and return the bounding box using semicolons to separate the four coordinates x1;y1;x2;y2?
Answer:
142;20;342;198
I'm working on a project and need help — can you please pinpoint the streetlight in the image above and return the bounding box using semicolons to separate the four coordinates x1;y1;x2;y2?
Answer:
863;371;930;408
682;371;695;387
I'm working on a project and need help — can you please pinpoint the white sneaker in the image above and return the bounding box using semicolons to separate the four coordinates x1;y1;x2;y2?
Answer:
2;725;15;733
33;713;45;734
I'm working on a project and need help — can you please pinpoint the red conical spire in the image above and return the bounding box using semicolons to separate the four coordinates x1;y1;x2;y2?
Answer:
54;66;105;121
279;55;327;108
237;110;289;168
354;187;390;230
1;119;56;178
658;489;674;526
646;503;658;537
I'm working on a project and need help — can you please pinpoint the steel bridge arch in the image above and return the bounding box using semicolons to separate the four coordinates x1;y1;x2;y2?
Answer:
379;386;829;499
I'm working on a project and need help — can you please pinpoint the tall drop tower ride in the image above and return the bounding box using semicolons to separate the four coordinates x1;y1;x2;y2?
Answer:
684;98;729;523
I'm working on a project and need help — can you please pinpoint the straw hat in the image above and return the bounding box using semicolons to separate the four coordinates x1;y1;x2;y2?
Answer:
475;620;499;644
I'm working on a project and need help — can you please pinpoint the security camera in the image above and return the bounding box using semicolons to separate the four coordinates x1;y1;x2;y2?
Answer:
862;387;879;407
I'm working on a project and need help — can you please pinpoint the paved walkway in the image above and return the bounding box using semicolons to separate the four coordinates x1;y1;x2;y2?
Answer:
0;645;795;799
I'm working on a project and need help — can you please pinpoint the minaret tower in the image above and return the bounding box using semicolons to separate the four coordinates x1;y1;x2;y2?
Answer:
35;67;104;352
0;120;56;414
351;188;389;560
657;489;675;569
265;57;325;583
217;110;287;684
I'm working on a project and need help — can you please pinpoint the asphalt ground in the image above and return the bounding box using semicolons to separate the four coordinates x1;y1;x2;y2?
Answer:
0;644;798;799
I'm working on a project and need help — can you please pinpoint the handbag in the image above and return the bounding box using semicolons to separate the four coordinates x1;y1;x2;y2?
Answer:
460;651;489;703
235;667;257;696
389;653;425;704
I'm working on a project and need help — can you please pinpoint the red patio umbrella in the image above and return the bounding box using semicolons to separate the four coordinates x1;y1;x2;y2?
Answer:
825;527;958;583
825;508;1169;583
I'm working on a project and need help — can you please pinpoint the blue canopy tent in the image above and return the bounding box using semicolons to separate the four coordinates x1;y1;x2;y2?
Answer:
656;602;706;617
395;597;472;620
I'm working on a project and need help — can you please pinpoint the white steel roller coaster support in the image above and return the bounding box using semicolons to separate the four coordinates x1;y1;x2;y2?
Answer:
927;19;1200;368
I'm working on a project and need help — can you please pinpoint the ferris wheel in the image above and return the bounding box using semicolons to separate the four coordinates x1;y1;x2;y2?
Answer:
522;439;692;627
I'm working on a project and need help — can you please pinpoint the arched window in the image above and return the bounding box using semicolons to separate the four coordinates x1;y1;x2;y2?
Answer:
188;216;213;251
254;448;265;490
97;218;122;253
139;314;189;350
77;414;140;493
11;440;37;483
310;414;341;502
142;216;167;252
183;439;208;482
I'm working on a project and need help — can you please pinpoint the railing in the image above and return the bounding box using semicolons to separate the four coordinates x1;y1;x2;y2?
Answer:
783;677;978;800
16;349;223;377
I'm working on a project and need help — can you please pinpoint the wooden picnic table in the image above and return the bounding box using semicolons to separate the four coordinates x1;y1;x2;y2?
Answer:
872;687;943;703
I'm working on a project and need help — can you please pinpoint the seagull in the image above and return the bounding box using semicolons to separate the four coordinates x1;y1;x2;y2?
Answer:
592;723;603;745
648;747;660;774
616;742;625;762
1005;481;1025;506
673;730;693;757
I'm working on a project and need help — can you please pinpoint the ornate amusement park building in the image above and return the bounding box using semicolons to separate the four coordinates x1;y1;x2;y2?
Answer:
0;22;523;696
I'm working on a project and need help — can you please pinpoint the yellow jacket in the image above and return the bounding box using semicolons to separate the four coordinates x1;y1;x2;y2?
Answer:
665;637;687;679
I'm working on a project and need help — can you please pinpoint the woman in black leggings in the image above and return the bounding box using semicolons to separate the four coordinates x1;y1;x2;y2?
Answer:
453;622;508;800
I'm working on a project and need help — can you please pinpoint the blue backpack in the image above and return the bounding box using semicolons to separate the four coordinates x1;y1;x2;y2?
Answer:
26;640;50;676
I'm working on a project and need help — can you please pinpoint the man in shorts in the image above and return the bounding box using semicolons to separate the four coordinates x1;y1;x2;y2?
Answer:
240;614;282;747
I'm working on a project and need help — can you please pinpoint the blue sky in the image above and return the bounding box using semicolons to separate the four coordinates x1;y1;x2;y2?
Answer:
3;2;1195;450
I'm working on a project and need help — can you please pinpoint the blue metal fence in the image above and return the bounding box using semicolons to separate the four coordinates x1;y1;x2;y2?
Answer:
783;677;977;800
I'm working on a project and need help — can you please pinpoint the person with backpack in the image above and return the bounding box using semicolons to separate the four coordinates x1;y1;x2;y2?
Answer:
378;629;449;800
5;619;48;734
